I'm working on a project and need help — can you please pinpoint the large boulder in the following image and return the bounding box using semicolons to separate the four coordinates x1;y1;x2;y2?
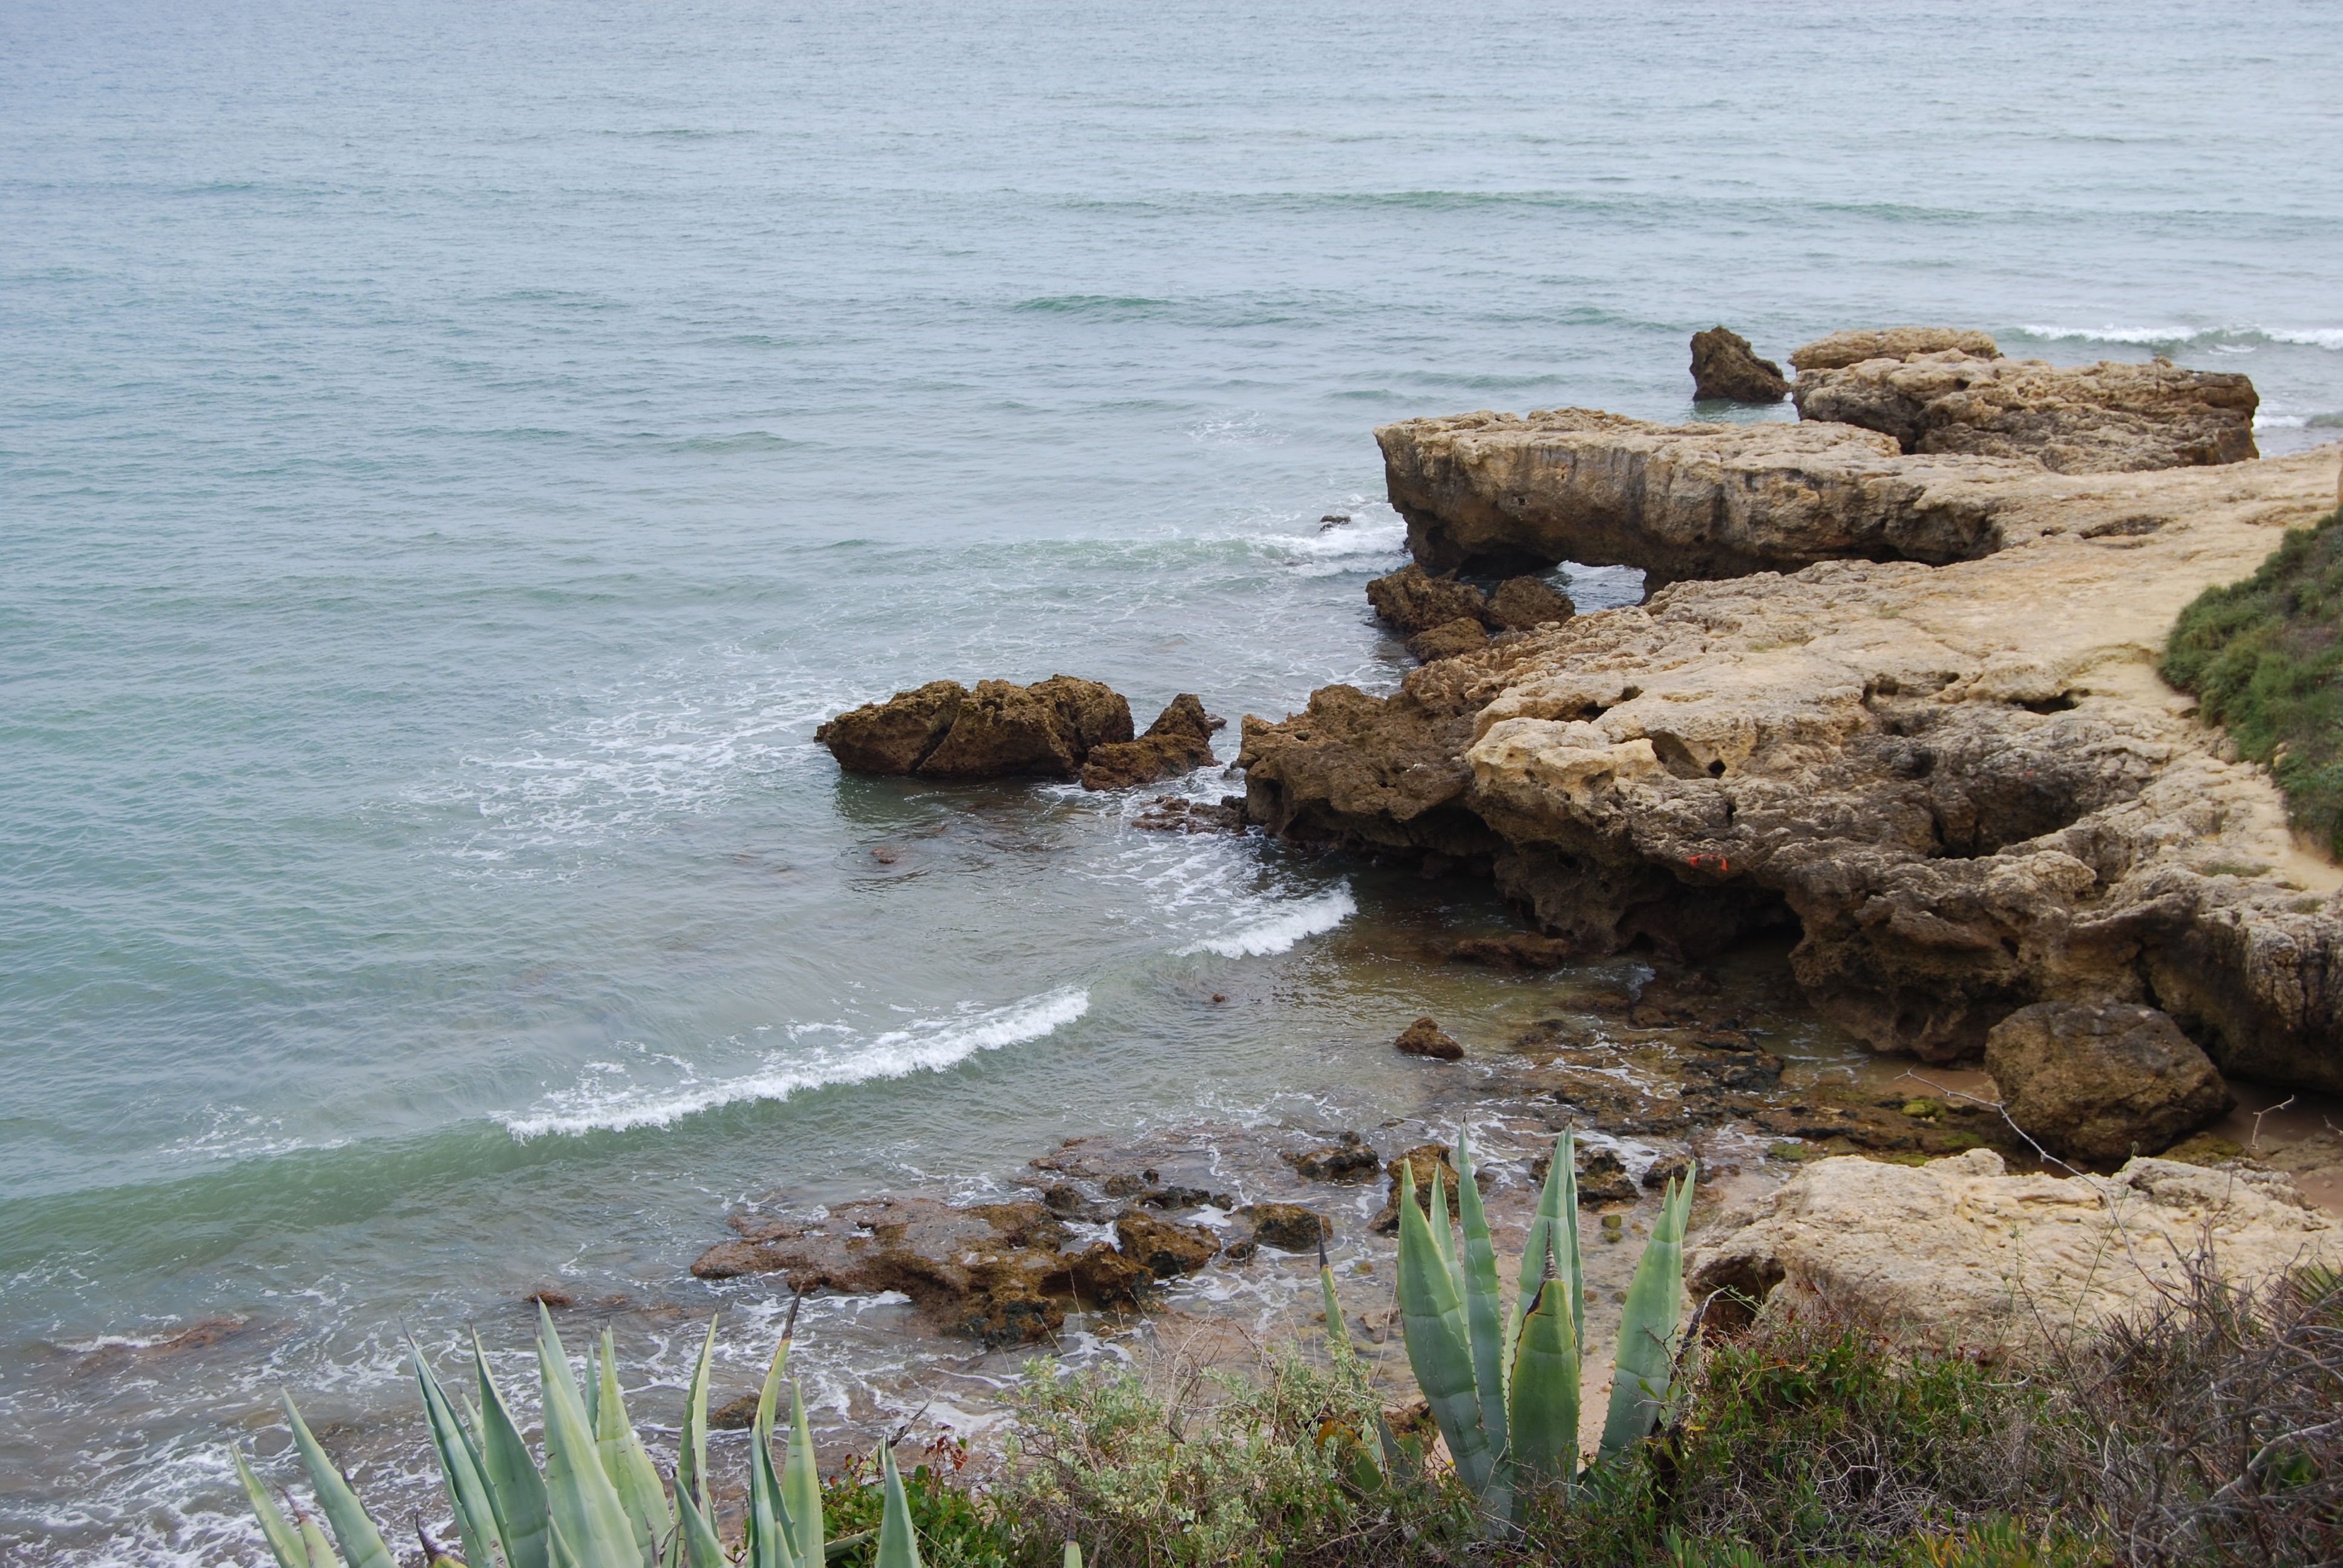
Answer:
1242;446;2343;1086
1394;1016;1464;1060
1366;565;1575;661
818;675;1133;779
1375;408;2026;581
1080;693;1220;791
1484;575;1576;632
1689;1149;2341;1348
1689;326;1789;403
1795;353;2259;473
1789;327;2002;373
1366;564;1489;633
1984;1002;2232;1163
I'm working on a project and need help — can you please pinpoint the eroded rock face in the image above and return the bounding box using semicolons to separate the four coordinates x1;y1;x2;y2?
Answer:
1984;1002;2232;1163
1689;1149;2340;1348
1406;618;1490;663
1794;352;2258;473
1376;409;2025;582
1080;693;1220;791
1366;564;1489;633
1789;327;2002;373
1365;564;1575;658
1114;1211;1219;1278
1689;327;1789;403
1244;449;2343;1089
818;676;1133;779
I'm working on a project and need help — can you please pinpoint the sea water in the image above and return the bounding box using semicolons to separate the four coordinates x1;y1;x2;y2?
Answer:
4;0;2339;1558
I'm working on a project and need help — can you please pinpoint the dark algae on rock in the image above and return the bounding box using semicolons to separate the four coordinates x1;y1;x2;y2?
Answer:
2162;503;2343;855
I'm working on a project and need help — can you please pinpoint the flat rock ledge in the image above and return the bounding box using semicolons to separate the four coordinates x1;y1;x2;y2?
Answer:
1689;1149;2342;1350
1240;448;2343;1090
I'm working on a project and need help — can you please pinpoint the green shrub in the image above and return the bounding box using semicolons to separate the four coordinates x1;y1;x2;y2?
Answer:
2161;507;2343;856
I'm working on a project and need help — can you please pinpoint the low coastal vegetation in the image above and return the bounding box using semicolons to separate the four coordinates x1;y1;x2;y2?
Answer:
237;1135;2342;1568
2162;505;2343;856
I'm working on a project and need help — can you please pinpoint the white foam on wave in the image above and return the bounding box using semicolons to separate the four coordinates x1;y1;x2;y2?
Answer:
501;987;1089;1138
1242;498;1409;575
2016;323;2343;353
1178;885;1355;958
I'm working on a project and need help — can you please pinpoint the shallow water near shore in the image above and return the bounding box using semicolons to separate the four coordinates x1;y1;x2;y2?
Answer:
5;0;2343;1559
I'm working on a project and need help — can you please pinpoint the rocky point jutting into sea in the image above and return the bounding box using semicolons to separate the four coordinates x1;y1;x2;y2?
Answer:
1245;330;2341;1100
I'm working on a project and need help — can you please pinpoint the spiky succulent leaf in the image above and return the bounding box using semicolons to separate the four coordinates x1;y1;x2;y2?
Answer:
1598;1172;1691;1462
298;1510;344;1568
1507;1278;1581;1488
1394;1163;1493;1501
876;1445;923;1568
593;1330;672;1566
473;1333;553;1568
234;1448;307;1568
784;1382;825;1568
755;1328;790;1435
1317;1238;1356;1371
1507;1131;1573;1357
678;1317;718;1519
280;1395;399;1568
1426;1150;1458;1282
534;1307;646;1568
1063;1544;1082;1568
1452;1128;1511;1490
672;1484;727;1568
747;1375;797;1568
411;1336;507;1568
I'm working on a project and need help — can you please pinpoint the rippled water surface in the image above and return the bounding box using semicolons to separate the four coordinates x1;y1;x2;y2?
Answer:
4;0;2340;1558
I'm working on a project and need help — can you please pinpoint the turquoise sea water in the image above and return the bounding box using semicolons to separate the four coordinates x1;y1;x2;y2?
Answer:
4;1;2340;1559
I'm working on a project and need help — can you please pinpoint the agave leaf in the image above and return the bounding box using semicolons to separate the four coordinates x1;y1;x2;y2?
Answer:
876;1445;923;1568
582;1338;601;1437
411;1336;508;1568
1426;1149;1458;1284
474;1332;554;1568
1598;1172;1691;1463
1452;1128;1510;1495
822;1532;874;1563
677;1317;718;1520
298;1509;345;1568
1063;1545;1083;1568
1507;1278;1581;1489
784;1382;824;1568
747;1365;798;1568
534;1306;648;1568
1558;1129;1585;1353
281;1395;400;1568
592;1330;672;1566
1317;1236;1357;1372
672;1483;727;1568
1394;1163;1493;1501
755;1319;791;1436
234;1448;307;1568
1507;1131;1574;1360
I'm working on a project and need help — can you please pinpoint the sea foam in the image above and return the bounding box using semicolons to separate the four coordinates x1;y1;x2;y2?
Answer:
501;987;1090;1138
1179;885;1356;958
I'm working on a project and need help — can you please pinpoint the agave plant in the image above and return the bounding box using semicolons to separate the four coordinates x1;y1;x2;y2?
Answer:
1393;1128;1695;1522
234;1303;925;1568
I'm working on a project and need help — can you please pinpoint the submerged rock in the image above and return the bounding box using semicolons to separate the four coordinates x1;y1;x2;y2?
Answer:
1689;326;1789;403
1789;327;2003;373
1984;1002;2232;1163
1447;932;1576;970
1794;351;2258;473
1243;446;2343;1087
1081;694;1220;790
1689;1149;2341;1347
818;675;1133;780
1394;1016;1464;1060
1286;1131;1381;1182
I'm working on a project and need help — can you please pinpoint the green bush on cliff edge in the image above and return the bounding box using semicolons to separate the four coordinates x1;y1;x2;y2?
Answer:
2160;505;2343;857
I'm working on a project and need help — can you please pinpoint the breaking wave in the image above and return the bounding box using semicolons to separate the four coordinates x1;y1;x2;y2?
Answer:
1179;886;1355;958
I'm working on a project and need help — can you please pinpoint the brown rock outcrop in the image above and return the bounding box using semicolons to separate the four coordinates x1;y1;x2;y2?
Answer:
819;676;1133;779
1244;447;2343;1089
1366;565;1576;661
1286;1131;1380;1182
1689;1149;2341;1348
1394;1016;1464;1060
1789;327;2002;373
1983;1002;2232;1163
1235;1203;1330;1252
1447;932;1577;969
1794;352;2258;472
1485;575;1576;631
1689;326;1789;403
1405;618;1490;663
1377;409;2026;582
1080;694;1220;790
1114;1211;1219;1278
1366;564;1489;633
1369;1143;1467;1233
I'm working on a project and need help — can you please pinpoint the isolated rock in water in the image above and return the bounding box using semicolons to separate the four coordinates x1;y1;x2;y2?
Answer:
1789;327;2002;373
1689;326;1789;403
1484;575;1576;631
1236;1202;1330;1252
1366;564;1490;633
1114;1210;1219;1278
816;680;967;773
1447;932;1576;969
1406;617;1490;664
1795;353;2259;472
1689;1149;2341;1348
1394;1016;1464;1060
1287;1131;1381;1181
1080;693;1219;790
1984;1002;2232;1163
1242;447;2343;1086
1377;408;2026;580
